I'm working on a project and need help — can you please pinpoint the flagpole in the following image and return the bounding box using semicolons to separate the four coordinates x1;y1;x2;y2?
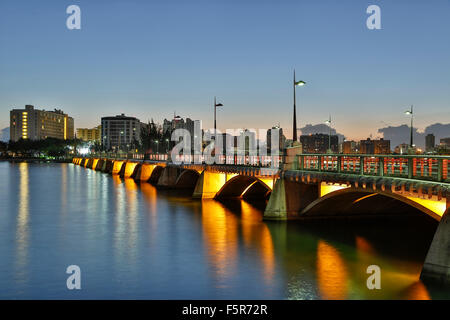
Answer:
214;96;216;138
293;70;297;142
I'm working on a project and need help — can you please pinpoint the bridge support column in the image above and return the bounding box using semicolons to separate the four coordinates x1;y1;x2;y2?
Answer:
157;166;180;188
192;171;226;199
421;198;450;284
264;178;319;220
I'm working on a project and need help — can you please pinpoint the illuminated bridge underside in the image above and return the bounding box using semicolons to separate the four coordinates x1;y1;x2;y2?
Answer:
268;170;449;221
72;156;450;284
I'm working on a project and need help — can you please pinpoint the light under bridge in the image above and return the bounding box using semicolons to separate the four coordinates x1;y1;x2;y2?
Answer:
73;153;450;284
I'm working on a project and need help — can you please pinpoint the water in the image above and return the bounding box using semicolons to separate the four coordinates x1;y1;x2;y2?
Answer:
0;161;448;299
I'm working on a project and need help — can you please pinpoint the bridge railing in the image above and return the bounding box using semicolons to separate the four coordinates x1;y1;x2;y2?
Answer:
78;152;449;183
296;154;450;183
83;152;283;168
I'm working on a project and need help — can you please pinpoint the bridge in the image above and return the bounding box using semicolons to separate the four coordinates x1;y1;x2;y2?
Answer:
73;153;450;284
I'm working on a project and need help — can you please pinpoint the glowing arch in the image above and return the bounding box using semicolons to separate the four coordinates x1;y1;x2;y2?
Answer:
302;188;444;221
215;175;273;199
174;169;201;188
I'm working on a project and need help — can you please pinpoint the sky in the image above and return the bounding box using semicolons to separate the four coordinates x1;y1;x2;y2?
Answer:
0;0;449;141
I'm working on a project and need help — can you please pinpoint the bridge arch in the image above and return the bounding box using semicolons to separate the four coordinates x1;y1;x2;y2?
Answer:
301;188;442;221
215;175;272;199
148;165;165;184
174;169;201;189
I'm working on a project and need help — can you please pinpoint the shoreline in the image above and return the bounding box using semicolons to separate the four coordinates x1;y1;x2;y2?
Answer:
0;158;72;163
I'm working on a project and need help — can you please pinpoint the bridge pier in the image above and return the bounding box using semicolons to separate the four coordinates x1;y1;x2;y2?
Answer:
157;166;181;188
421;198;450;284
264;178;319;220
192;171;227;199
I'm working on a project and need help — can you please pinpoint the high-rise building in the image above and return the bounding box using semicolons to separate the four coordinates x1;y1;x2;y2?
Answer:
10;105;74;142
266;126;286;152
425;134;435;152
341;140;357;154
162;116;201;149
76;126;102;142
440;137;450;147
300;133;338;153
101;114;142;151
359;138;390;154
394;143;409;154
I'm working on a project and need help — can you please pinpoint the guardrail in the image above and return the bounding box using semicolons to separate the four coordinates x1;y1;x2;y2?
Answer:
77;152;450;183
82;152;282;167
295;154;450;183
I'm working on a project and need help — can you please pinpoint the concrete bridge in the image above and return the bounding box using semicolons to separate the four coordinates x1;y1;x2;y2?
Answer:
73;153;450;284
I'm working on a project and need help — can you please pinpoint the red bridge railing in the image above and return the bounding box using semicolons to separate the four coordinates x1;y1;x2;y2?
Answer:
81;152;449;183
296;154;450;183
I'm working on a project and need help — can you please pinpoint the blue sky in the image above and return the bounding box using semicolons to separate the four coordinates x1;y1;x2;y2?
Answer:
1;0;449;140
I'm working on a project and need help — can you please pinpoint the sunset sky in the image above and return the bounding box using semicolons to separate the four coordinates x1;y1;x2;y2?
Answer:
1;0;449;140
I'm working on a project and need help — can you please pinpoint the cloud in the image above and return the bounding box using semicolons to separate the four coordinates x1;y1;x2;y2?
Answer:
299;124;346;143
0;127;9;142
378;123;450;149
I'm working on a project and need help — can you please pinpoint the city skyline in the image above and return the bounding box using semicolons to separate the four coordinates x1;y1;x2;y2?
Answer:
1;0;450;140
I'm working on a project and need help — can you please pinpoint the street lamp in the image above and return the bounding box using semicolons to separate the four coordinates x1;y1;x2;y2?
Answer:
325;115;332;153
165;138;169;153
293;69;306;142
154;140;159;154
405;105;414;148
119;131;124;153
214;96;223;139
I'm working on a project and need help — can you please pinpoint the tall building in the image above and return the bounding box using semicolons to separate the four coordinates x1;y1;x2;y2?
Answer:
394;143;409;154
359;138;390;154
440;137;450;147
162;116;201;149
77;126;101;142
300;133;338;153
101;114;142;151
266;126;286;152
341;140;357;154
425;134;435;152
10;105;74;142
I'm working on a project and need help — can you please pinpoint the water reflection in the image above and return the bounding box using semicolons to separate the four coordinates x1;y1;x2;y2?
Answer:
316;240;348;300
201;200;239;287
239;201;275;286
1;162;448;299
15;162;29;282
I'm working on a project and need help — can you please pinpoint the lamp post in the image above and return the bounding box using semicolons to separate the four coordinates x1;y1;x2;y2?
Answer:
155;140;159;154
119;131;124;153
325;115;332;153
214;96;223;139
165;138;169;153
405;105;414;149
293;70;306;143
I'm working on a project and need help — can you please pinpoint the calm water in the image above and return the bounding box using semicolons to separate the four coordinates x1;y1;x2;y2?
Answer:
0;161;448;299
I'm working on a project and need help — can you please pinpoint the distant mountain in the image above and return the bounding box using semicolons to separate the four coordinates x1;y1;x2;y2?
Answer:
378;123;450;149
300;124;346;143
0;127;9;142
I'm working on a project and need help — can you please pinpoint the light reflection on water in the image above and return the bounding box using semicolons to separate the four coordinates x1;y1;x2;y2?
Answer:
0;161;448;299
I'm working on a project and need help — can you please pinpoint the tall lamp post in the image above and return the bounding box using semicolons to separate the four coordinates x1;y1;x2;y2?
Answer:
405;105;414;149
325;115;332;153
214;97;223;139
293;70;306;143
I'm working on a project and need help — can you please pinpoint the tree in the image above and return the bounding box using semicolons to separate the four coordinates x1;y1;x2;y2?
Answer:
140;119;163;153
